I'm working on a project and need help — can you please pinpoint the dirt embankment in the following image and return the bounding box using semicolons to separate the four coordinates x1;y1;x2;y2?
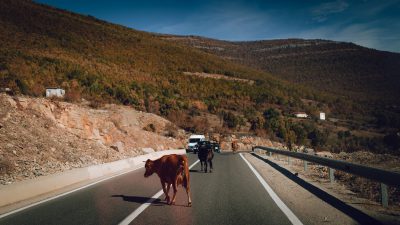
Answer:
0;94;185;185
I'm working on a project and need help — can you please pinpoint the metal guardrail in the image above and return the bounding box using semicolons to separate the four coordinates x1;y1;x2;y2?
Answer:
253;146;400;207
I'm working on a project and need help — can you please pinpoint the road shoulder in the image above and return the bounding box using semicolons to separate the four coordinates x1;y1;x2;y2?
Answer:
244;152;366;225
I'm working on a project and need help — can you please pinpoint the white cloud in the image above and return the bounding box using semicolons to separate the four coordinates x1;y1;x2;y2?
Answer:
311;0;349;22
147;2;273;40
298;21;400;52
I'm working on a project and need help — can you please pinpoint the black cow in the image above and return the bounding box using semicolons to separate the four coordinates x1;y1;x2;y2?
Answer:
197;141;214;173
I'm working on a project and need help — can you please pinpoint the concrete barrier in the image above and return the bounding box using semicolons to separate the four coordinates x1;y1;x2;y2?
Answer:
0;149;186;209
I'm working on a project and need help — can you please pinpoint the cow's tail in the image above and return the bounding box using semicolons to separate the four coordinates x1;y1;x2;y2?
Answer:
178;156;190;189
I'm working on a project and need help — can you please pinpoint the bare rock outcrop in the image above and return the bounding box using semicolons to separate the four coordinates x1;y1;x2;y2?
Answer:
219;134;274;151
0;94;185;185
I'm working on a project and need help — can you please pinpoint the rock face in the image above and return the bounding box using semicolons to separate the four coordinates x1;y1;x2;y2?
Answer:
111;141;124;152
0;94;185;185
218;135;274;151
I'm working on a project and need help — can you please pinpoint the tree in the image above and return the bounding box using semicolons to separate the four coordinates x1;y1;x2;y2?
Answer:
263;108;281;132
285;129;296;150
383;133;400;150
222;111;239;128
309;129;329;150
292;123;307;145
249;114;265;131
263;108;280;120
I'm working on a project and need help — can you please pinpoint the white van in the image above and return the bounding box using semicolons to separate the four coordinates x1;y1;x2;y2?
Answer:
187;134;206;153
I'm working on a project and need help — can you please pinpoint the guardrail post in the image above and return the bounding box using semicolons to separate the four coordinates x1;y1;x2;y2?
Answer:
381;183;388;208
304;161;308;171
329;168;335;183
288;156;291;165
269;151;272;157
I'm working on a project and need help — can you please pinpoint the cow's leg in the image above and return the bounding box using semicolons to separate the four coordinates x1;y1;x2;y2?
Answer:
186;185;192;207
170;180;178;205
161;181;170;204
165;183;171;203
209;159;213;173
184;169;192;207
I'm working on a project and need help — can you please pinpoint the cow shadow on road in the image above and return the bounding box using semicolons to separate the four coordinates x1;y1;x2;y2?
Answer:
111;195;166;206
250;153;384;225
111;195;190;207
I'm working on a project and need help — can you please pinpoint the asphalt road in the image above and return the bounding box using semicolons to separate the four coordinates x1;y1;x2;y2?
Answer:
0;153;295;225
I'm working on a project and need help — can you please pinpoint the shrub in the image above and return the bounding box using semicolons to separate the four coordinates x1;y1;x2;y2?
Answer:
15;78;29;95
222;111;239;128
143;123;156;132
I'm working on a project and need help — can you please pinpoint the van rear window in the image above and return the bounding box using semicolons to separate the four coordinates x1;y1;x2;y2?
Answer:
189;138;200;143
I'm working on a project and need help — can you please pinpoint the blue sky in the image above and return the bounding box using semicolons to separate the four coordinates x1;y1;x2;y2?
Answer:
35;0;400;53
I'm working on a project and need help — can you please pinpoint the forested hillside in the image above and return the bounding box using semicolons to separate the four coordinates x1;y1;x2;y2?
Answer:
0;0;399;154
0;0;326;126
162;36;400;104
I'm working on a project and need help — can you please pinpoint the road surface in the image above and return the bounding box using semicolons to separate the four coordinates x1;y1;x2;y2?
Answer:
0;153;299;225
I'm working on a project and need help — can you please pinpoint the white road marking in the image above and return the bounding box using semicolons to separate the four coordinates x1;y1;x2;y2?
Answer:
240;153;303;225
0;165;146;219
0;165;150;219
118;159;200;225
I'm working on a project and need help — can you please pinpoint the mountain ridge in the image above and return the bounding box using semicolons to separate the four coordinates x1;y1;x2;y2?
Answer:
161;35;400;105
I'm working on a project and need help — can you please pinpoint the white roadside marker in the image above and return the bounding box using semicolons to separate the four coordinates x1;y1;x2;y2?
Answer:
240;153;303;225
118;159;200;225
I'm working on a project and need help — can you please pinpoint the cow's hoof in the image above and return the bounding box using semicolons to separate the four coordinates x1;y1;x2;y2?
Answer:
188;202;192;207
210;170;212;173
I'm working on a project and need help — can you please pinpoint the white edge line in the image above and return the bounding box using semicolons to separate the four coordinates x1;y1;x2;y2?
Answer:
118;159;200;225
239;153;303;225
0;164;145;219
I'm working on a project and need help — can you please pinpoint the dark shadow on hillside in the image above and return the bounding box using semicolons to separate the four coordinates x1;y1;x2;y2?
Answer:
250;153;383;225
111;195;165;206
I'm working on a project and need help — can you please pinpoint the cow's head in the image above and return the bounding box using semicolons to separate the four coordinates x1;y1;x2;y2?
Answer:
144;159;155;177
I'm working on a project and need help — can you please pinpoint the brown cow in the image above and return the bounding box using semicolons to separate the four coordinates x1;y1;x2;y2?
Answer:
144;154;192;206
232;140;239;153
